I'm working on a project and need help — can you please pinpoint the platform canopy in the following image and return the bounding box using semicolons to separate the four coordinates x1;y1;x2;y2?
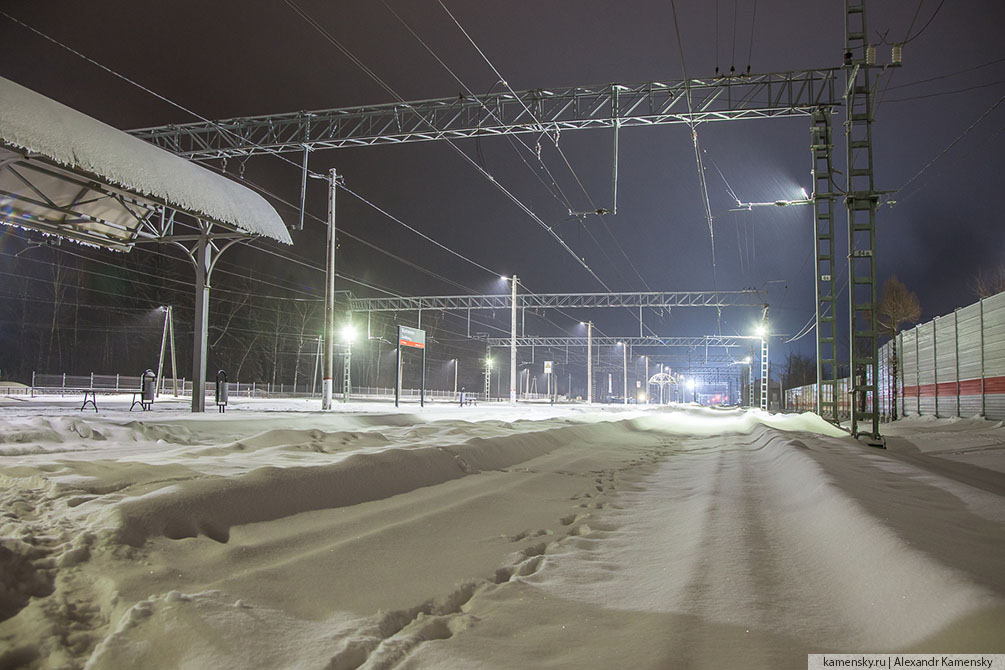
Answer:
0;76;291;250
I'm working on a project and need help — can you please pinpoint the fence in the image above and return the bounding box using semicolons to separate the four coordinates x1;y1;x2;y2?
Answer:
24;373;550;403
785;291;1005;421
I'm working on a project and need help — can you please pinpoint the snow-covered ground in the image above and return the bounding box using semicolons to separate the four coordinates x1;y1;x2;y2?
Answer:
1;397;1003;669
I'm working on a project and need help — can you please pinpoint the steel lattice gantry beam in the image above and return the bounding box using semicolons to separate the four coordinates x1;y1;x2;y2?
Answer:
348;290;765;313
129;70;841;159
484;336;750;348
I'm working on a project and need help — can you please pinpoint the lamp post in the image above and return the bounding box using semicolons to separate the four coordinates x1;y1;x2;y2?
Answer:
501;275;519;406
581;321;593;405
451;358;458;400
618;342;627;405
643;356;649;404
322;168;338;411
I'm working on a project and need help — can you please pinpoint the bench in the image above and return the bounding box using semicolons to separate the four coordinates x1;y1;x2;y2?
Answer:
77;389;153;412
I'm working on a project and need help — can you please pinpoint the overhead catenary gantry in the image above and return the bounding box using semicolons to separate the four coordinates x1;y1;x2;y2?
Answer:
484;336;750;348
348;290;765;312
131;71;840;159
130;1;891;436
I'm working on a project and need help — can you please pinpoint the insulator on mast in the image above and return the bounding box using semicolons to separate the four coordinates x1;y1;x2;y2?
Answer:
865;44;876;65
891;43;903;64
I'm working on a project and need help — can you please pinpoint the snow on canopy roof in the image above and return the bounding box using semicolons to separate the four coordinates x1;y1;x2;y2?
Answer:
0;77;291;245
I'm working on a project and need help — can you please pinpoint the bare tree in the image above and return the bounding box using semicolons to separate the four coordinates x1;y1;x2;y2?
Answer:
782;352;816;390
291;301;320;392
878;276;921;420
973;261;1005;299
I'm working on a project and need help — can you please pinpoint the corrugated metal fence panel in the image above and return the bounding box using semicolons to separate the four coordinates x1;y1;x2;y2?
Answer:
878;340;891;419
917;321;936;416
983;292;1005;420
774;292;1005;422
957;304;984;417
786;383;816;413
839;377;850;418
934;315;959;417
901;328;918;416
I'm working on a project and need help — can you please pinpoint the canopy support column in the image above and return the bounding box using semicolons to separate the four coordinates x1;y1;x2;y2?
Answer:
191;234;211;412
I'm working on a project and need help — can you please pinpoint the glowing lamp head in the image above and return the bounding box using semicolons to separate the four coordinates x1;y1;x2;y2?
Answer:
341;324;357;343
686;379;696;390
743;356;752;364
755;324;768;337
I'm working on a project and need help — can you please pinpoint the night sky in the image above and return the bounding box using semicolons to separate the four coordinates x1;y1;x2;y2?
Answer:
2;0;1004;388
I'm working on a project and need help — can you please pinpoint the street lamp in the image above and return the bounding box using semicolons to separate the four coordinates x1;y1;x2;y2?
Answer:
618;342;627;405
451;358;458;400
498;275;519;406
580;321;593;405
731;187;812;211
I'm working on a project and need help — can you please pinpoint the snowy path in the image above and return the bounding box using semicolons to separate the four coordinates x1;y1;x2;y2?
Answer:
1;403;1003;669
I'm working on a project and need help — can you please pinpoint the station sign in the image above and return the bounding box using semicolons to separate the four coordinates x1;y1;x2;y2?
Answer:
398;325;426;349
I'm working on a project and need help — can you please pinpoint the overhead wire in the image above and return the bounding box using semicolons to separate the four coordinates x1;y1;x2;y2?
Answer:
875;0;953;115
669;0;722;332
279;0;624;339
730;0;738;73
893;94;1004;203
884;57;1005;92
746;0;758;72
377;0;578;216
883;80;1005;104
406;0;668;338
282;0;610;291
903;0;946;44
433;0;655;295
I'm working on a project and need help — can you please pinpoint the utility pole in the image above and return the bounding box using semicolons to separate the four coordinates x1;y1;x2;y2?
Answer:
586;321;593;405
510;275;518;405
322;168;337;411
621;342;627;405
644;356;649;404
453;359;458;399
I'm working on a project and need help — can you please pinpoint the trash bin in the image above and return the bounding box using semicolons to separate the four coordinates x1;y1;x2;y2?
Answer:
215;370;228;413
141;369;156;409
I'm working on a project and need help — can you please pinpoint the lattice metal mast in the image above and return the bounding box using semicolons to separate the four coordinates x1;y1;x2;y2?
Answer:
130;71;841;159
844;0;895;443
811;109;840;423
